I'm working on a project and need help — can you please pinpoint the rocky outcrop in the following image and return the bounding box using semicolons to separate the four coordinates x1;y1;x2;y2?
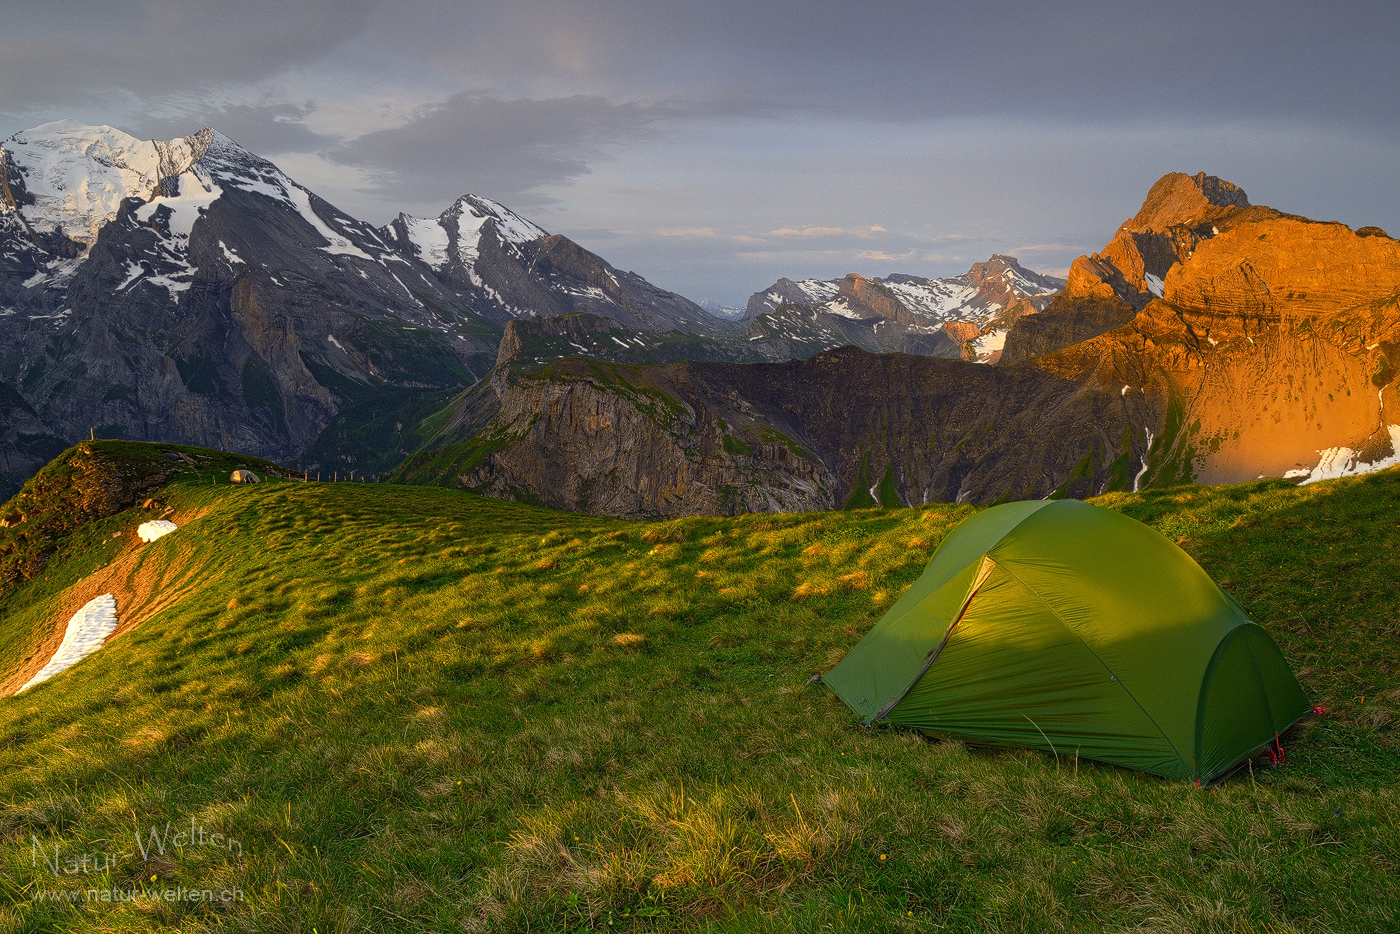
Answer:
834;274;918;325
0;441;285;599
393;346;1158;517
1042;217;1400;486
1003;172;1257;365
493;312;762;375
1001;297;1138;366
941;321;982;344
1127;171;1249;231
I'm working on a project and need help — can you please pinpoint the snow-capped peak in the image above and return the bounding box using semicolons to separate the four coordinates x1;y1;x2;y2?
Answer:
446;194;548;246
396;195;549;273
1;121;213;245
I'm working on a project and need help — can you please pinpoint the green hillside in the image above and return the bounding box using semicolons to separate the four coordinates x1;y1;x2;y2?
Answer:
0;442;1396;932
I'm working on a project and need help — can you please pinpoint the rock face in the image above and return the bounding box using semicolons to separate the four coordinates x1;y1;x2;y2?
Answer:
493;312;762;375
402;172;1400;515
392;346;1156;517
0;121;730;494
742;255;1065;362
1014;171;1400;485
1003;172;1253;365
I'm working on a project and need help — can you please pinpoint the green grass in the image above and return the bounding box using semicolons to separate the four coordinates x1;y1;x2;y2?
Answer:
0;447;1396;932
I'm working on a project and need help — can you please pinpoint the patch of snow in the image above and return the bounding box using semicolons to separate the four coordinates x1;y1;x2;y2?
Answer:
137;519;178;542
134;168;221;238
1;121;199;245
1143;273;1164;298
219;240;244;265
223;165;373;261
1298;425;1400;485
145;272;192;295
470;195;548;245
569;285;613;303
795;279;840;303
446;195;547;268
1121;385;1130;397
1283;468;1311;479
387;270;423;306
327;334;346;352
1206;335;1219;347
883;279;980;319
610;336;630;348
1133;428;1155;492
970;329;1006;364
116;261;144;290
402;215;450;268
125;165;228;296
283;185;373;260
824;297;865;320
18;594;119;692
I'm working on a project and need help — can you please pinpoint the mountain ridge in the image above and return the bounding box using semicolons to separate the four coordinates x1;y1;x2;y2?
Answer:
0;120;732;492
398;172;1400;514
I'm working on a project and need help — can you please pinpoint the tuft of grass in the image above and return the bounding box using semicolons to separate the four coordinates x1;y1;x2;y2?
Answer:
0;444;1394;931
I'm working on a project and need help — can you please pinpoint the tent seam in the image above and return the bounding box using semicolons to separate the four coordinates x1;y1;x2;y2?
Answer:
993;561;1193;778
871;557;995;724
1195;624;1281;784
1192;630;1235;779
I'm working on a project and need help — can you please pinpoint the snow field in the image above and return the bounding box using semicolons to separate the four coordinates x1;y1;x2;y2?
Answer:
19;595;119;692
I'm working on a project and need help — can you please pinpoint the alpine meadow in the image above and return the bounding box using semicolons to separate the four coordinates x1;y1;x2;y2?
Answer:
2;2;1399;932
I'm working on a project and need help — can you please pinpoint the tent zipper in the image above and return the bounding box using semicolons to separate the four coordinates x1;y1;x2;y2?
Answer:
869;557;996;724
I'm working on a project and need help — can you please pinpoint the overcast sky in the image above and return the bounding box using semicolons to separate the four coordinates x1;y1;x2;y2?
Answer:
3;1;1396;304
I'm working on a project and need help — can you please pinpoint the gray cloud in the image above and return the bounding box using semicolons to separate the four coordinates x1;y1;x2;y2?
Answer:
138;102;332;154
356;0;1400;135
2;0;1396;303
0;0;374;108
331;92;689;208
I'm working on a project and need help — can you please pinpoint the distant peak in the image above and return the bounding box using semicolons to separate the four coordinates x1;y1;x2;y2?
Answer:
441;193;548;243
959;255;1018;285
1127;172;1249;232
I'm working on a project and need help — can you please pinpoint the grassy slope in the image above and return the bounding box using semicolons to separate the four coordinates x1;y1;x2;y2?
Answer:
0;453;1395;932
0;442;288;682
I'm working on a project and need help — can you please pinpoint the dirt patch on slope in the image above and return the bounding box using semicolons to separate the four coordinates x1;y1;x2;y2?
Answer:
0;505;214;697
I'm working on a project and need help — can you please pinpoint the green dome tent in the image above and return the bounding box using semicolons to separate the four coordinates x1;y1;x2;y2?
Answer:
822;499;1308;783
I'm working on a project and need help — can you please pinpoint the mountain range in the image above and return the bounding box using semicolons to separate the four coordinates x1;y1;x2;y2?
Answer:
393;172;1400;516
0;120;1060;493
739;256;1064;363
7;120;1396;518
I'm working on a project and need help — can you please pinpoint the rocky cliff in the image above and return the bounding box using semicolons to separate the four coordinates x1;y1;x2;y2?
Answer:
1002;172;1253;365
392;345;1157;517
1039;210;1400;486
